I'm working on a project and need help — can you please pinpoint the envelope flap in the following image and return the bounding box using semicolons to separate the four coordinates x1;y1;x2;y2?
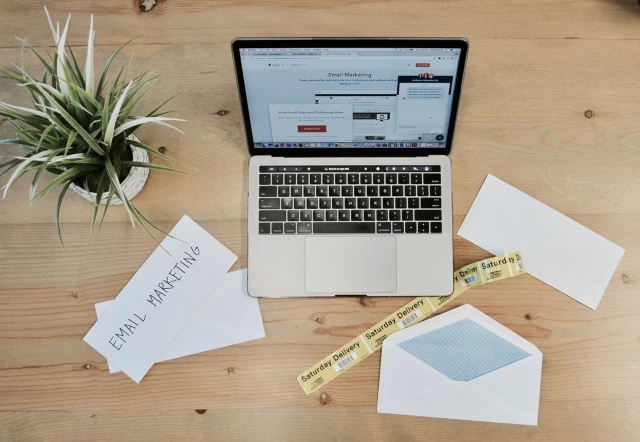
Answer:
397;317;531;381
385;304;541;356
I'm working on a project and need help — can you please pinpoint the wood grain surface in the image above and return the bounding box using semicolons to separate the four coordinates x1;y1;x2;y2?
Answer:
1;1;639;440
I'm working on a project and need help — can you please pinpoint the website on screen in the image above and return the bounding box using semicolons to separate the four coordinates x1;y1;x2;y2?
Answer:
239;47;461;148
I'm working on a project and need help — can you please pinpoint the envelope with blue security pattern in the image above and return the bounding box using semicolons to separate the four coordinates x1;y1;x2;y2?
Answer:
377;304;542;426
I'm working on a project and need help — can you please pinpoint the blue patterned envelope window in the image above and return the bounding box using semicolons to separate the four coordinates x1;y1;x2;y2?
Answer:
397;318;531;381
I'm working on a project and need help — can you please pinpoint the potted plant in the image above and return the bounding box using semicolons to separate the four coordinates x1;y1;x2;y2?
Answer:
0;7;187;247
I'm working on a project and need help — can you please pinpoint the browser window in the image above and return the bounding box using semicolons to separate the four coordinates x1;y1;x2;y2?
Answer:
239;47;462;149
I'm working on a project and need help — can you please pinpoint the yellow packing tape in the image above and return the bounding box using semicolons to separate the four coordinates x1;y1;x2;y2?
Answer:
297;252;526;395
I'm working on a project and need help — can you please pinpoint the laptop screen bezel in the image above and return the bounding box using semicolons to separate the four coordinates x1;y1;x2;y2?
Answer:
231;38;468;157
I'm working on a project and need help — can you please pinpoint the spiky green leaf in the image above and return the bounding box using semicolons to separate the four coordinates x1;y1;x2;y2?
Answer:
121;161;191;175
55;181;71;250
104;158;135;227
95;37;138;99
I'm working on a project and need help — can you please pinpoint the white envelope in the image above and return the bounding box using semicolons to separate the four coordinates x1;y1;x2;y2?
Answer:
95;269;265;373
458;174;625;309
377;304;542;426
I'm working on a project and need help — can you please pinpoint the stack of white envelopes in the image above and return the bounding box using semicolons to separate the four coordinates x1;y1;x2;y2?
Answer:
95;269;265;375
84;215;266;382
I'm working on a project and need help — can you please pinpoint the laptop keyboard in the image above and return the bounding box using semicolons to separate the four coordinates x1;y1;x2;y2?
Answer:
257;165;443;235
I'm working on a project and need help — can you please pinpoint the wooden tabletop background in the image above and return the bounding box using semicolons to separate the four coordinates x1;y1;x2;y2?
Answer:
1;1;639;441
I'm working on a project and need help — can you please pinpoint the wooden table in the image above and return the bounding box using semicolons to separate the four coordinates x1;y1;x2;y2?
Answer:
1;1;639;440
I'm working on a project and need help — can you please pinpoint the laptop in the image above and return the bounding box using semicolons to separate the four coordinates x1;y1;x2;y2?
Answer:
231;38;468;298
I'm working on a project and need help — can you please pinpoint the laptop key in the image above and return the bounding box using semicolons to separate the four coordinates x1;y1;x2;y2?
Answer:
281;198;293;209
342;186;353;197
361;173;372;184
272;222;283;234
320;198;331;209
278;186;290;197
408;198;419;208
415;210;442;221
390;210;401;221
383;198;394;208
339;210;350;221
421;198;442;209
348;174;359;184
329;186;341;196
291;186;302;197
259;174;270;185
288;210;300;221
272;174;283;185
332;198;344;209
386;173;397;184
317;186;328;196
373;173;384;184
411;173;422;184
336;174;346;185
423;174;441;184
285;174;296;185
259;210;286;222
259;223;270;234
313;210;324;221
418;185;429;196
396;198;407;209
357;198;369;209
297;222;312;234
354;185;366;196
259;186;277;197
377;210;388;221
297;174;308;185
418;222;430;233
294;198;305;209
323;174;334;184
405;222;417;233
310;173;321;184
392;185;403;196
345;198;356;209
380;186;391;197
392;222;404;233
370;198;381;209
367;186;378;197
431;222;443;233
307;198;318;209
376;222;391;233
351;210;363;221
399;173;410;184
304;186;315;197
430;186;442;196
326;210;338;221
259;198;280;209
402;210;413;221
364;210;375;221
300;210;312;221
314;222;375;234
284;223;297;234
405;185;416;196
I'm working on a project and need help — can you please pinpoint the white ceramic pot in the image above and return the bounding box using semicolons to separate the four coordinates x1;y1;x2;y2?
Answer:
69;135;149;205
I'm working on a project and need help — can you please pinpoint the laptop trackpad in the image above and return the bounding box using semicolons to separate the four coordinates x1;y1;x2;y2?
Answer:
305;236;397;294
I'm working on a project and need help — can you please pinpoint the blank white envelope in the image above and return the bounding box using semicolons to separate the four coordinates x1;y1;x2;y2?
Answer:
458;174;625;309
377;304;542;426
95;269;265;373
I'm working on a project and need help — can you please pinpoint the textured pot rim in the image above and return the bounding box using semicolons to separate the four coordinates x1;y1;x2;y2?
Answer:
69;135;149;205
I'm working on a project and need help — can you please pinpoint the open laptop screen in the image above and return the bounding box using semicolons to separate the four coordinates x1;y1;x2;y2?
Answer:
236;44;466;153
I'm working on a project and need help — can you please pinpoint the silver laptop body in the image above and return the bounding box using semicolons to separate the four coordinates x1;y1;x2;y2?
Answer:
232;38;468;298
